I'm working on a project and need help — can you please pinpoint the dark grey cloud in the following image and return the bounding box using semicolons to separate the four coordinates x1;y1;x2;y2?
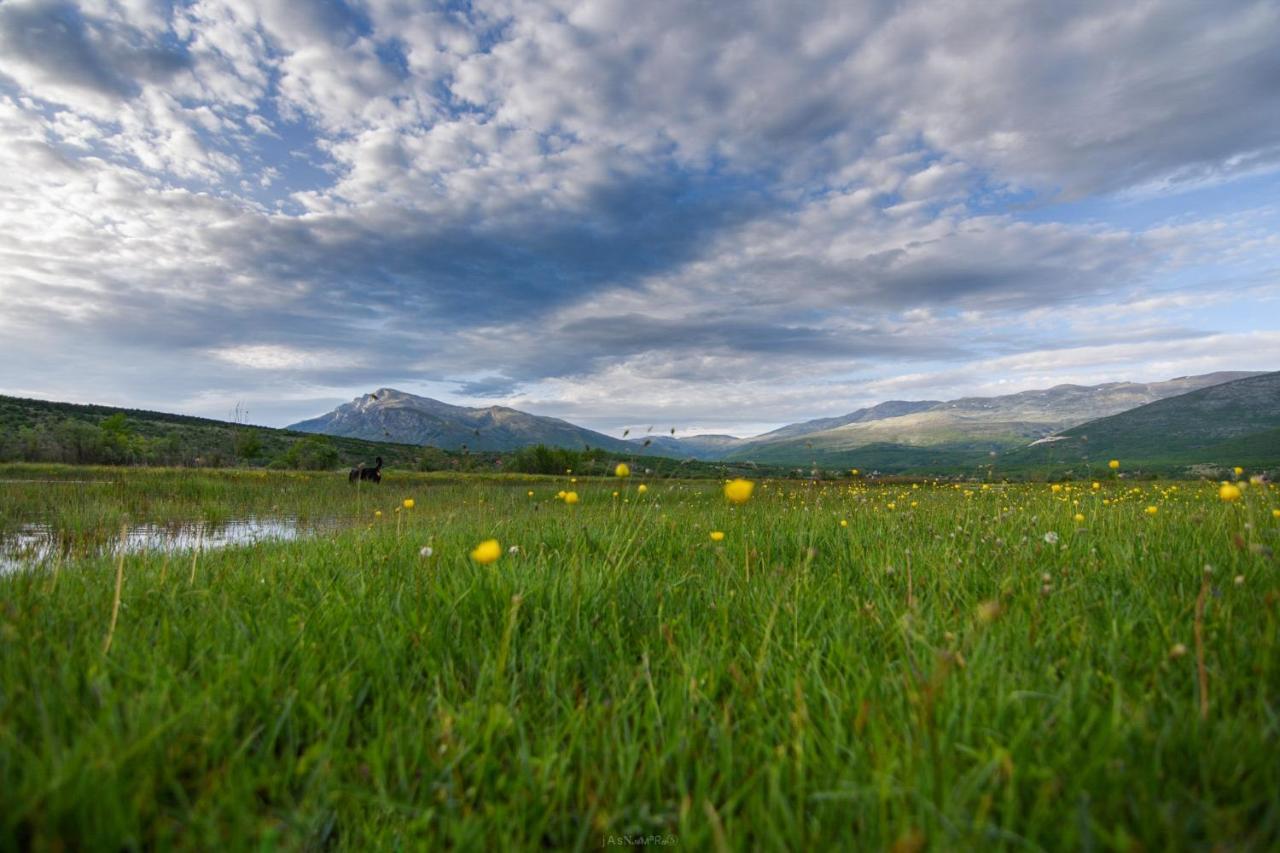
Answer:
0;0;190;102
455;376;521;397
192;167;770;329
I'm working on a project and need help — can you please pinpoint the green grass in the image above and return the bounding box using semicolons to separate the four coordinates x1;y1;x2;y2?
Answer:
2;467;1279;849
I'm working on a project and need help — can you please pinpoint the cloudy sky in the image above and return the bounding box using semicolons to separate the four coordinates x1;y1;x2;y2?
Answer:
1;0;1278;436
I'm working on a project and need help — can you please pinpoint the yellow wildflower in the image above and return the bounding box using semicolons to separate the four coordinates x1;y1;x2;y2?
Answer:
470;539;501;565
614;463;630;478
724;478;754;504
564;491;580;505
403;498;415;509
1219;483;1242;502
710;531;725;542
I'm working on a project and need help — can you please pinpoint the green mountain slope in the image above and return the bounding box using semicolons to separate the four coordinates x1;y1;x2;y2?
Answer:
1004;371;1280;470
0;395;441;469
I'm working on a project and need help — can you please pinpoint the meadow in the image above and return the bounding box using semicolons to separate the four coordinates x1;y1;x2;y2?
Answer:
1;464;1278;850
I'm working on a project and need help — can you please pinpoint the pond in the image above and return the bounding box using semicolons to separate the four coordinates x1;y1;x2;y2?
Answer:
0;516;341;575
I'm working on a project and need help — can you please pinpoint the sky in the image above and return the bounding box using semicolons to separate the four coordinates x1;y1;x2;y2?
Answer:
1;0;1278;438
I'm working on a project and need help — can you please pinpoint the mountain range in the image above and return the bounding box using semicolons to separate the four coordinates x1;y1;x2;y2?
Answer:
712;371;1262;463
287;371;1271;468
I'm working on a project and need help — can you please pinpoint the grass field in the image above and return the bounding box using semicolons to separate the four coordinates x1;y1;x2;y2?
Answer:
1;464;1279;850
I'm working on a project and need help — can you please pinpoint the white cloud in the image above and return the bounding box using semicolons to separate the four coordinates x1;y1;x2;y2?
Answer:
210;344;359;370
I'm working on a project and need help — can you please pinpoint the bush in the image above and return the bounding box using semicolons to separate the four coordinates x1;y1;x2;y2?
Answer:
270;435;340;470
507;444;584;475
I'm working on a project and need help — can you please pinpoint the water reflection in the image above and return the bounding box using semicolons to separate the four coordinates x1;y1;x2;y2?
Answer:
0;517;338;575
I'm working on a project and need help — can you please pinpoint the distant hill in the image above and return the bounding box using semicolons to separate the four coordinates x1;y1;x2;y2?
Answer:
752;400;942;442
626;434;744;459
723;371;1262;464
1004;371;1280;472
623;400;944;462
0;394;431;469
289;388;635;453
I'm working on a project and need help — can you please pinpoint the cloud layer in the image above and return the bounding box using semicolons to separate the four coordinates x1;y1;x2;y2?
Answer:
1;0;1278;433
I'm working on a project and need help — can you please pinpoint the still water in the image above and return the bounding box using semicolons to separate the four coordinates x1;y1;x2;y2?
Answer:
0;517;339;575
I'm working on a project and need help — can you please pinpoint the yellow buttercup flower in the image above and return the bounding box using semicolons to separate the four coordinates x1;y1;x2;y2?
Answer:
1219;483;1242;502
724;478;754;504
710;531;725;542
1109;460;1120;470
1051;484;1062;493
840;519;848;527
374;510;382;518
1272;509;1280;519
1145;506;1158;515
637;484;648;494
850;469;859;476
470;539;501;564
564;491;580;505
614;463;630;478
1233;466;1244;477
1091;482;1100;490
1074;513;1085;523
403;498;415;509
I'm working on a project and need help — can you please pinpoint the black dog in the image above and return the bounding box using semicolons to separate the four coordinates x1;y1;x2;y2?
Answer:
349;456;383;483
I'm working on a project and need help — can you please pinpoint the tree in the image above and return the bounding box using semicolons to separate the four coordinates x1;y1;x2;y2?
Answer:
234;429;263;462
